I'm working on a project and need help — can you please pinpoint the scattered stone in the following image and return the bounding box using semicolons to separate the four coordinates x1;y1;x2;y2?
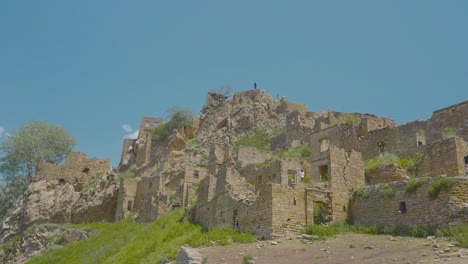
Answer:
270;241;278;245
364;245;375;250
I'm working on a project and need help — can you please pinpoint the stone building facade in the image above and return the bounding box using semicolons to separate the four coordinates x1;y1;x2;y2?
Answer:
116;91;467;239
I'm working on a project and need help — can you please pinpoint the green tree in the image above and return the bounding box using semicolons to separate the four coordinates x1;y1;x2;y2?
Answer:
153;106;194;141
0;121;76;218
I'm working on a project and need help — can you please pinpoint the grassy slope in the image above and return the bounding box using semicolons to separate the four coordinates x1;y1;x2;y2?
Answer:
27;208;255;264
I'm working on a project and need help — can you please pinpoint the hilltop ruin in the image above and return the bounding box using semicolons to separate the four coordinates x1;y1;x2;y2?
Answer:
115;89;468;239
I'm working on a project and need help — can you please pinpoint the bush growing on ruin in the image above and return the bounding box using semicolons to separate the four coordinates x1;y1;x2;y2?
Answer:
153;107;194;141
340;113;356;124
233;126;270;151
117;172;136;180
278;144;311;162
442;128;456;139
405;178;428;193
353;188;369;199
427;177;457;198
365;151;422;176
379;184;395;197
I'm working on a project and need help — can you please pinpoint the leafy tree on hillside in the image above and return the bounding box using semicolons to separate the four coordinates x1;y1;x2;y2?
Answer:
0;121;76;219
153;106;194;141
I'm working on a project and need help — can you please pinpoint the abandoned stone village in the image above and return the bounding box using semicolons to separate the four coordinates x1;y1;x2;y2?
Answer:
2;89;468;247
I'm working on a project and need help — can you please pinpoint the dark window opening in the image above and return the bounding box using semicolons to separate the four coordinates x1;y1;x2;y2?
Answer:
343;205;347;212
154;122;159;127
58;178;65;185
193;171;199;179
149;181;152;188
417;141;424;146
293;197;297;206
288;170;297;184
82;168;90;174
233;210;239;228
127;200;133;211
320;165;329;181
399;202;406;214
378;141;387;154
145;121;150;127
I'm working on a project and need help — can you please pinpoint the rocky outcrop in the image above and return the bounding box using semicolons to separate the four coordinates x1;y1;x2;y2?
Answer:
0;152;119;252
0;224;90;264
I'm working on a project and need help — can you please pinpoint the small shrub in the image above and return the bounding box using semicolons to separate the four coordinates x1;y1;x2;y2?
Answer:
353;188;369;199
442;128;456;139
427;177;457;198
233;126;270;151
379;184;394;197
242;254;253;264
255;162;269;169
278;144;311;161
437;224;468;248
340;113;356;124
365;153;399;173
313;203;326;225
118;172;136;180
184;138;202;153
405;178;428;193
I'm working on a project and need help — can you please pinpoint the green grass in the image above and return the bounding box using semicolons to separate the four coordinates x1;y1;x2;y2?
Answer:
278;144;311;162
365;151;422;174
117;172;136;180
27;208;256;264
233;127;271;151
427;177;457;198
304;222;468;248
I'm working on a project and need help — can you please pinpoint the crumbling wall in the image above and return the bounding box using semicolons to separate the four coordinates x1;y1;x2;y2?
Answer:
193;182;274;239
366;164;410;185
35;152;109;184
360;120;427;160
418;137;468;178
276;98;307;115
351;177;468;227
427;101;468;144
329;147;365;222
237;146;273;165
271;184;305;237
115;178;139;221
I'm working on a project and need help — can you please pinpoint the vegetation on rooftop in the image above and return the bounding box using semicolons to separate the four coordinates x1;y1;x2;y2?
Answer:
364;151;423;178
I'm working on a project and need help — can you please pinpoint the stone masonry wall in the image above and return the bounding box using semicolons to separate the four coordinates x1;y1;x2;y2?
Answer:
271;184;305;237
194;182;274;239
35;152;110;184
427;100;468;144
351;177;468;227
418;137;468;178
237;146;273;165
329;147;365;222
115;178;139;221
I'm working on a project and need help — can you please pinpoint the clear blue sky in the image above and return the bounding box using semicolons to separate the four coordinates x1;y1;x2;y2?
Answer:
0;1;467;167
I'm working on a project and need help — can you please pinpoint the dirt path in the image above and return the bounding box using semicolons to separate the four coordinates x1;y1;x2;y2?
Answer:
198;234;468;264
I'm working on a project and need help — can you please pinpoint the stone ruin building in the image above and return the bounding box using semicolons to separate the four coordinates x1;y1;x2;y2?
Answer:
115;90;468;239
